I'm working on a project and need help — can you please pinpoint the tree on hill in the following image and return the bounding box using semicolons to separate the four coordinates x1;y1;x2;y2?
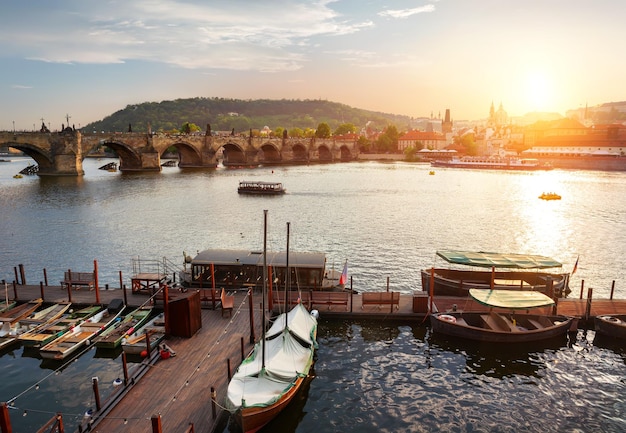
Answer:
333;123;356;135
315;122;331;138
375;125;400;152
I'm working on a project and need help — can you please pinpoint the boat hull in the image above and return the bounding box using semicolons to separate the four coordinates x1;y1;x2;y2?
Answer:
234;375;306;433
430;312;574;343
421;268;569;297
594;315;626;340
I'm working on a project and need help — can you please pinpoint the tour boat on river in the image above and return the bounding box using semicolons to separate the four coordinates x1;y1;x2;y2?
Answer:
431;156;552;170
238;180;286;195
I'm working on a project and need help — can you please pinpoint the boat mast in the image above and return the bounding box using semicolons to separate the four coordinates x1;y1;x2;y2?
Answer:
285;222;290;327
261;209;268;370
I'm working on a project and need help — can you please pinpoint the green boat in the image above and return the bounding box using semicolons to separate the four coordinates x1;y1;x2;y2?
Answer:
18;304;101;348
94;306;152;349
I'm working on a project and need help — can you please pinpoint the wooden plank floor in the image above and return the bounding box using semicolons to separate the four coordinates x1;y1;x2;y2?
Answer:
92;291;262;433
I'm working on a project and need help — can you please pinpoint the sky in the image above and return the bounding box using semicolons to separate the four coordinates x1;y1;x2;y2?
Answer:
1;0;625;131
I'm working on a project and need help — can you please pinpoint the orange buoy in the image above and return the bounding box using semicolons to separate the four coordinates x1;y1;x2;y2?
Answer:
140;350;148;358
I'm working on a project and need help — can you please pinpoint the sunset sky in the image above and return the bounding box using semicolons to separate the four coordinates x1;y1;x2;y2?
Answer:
1;0;625;131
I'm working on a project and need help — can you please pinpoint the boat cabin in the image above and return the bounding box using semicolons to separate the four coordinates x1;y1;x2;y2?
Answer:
183;249;326;291
238;181;285;195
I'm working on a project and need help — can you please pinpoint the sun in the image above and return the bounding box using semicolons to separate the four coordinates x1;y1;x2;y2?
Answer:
524;70;555;112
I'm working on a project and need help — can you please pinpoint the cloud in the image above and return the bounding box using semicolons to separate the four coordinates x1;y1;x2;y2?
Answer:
378;5;436;19
11;84;33;89
0;0;373;72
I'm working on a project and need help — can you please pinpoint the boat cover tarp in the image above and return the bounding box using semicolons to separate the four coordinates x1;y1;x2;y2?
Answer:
227;303;317;409
437;250;562;269
470;289;555;309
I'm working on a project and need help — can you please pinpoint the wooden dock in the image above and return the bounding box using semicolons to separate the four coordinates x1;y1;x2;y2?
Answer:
3;281;626;432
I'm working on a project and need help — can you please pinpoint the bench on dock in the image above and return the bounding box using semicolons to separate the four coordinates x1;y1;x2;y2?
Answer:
272;291;312;309
220;289;234;317
61;271;95;291
361;291;400;311
310;291;350;310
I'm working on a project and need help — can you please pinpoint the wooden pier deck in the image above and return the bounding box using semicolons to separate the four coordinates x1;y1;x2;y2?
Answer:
4;282;626;432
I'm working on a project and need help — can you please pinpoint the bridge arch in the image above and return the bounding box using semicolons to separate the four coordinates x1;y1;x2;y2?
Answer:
339;145;353;161
258;142;282;164
292;142;309;162
318;144;333;161
221;142;247;166
154;140;203;168
100;139;143;171
4;142;54;173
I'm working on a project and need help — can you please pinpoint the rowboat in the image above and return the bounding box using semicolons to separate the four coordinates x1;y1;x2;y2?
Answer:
430;289;574;344
121;312;166;355
0;300;16;314
421;250;570;298
40;305;124;360
14;302;72;346
94;306;152;349
0;299;43;326
18;304;101;348
594;315;626;340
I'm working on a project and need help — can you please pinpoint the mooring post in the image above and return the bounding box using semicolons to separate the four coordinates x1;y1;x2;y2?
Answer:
151;414;162;433
387;276;390;292
14;267;19;286
610;280;615;300
122;352;129;386
94;260;100;305
350;277;353;312
92;377;101;411
240;337;245;362
12;280;17;300
579;279;585;299
43;268;48;286
0;401;13;433
248;289;255;344
19;264;25;285
122;284;128;306
145;330;152;356
40;281;45;301
119;270;123;290
211;386;217;419
585;287;593;322
429;267;435;315
227;358;232;382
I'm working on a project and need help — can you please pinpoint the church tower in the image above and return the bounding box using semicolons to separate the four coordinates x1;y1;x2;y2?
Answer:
442;109;453;134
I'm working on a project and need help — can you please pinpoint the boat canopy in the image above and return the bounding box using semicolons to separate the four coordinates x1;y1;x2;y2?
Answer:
192;249;326;269
436;250;562;269
470;289;555;309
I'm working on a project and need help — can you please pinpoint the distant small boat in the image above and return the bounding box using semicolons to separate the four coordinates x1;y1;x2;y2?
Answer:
13;174;23;179
539;192;561;200
121;313;165;355
429;170;435;175
238;180;285;195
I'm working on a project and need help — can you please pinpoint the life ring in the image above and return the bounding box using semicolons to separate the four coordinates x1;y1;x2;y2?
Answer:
600;316;621;324
439;314;457;323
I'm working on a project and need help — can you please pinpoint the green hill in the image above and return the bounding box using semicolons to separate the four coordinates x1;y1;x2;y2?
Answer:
83;98;417;134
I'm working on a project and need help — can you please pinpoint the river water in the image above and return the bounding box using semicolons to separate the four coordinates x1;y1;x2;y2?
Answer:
1;158;625;432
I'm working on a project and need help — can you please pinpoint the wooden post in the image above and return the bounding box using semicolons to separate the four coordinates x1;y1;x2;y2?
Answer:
227;358;232;382
610;280;615;300
240;337;245;362
248;289;255;344
490;266;494;290
268;265;273;311
164;284;170;336
211;263;216;310
350;277;353;313
211;387;217;420
43;268;48;286
119;270;123;290
66;272;73;304
122;352;130;386
12;281;17;300
579;279;585;299
429;267;435;314
94;260;100;305
386;276;389;292
55;413;64;433
14;267;19;286
122;284;128;306
585;287;593;322
19;264;25;285
145;330;152;356
92;377;101;411
151;414;162;433
40;281;45;301
0;401;13;433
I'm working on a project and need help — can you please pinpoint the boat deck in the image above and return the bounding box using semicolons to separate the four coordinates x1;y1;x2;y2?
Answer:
5;283;626;432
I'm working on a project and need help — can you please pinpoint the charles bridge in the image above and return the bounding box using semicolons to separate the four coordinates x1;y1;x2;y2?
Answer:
0;128;359;176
